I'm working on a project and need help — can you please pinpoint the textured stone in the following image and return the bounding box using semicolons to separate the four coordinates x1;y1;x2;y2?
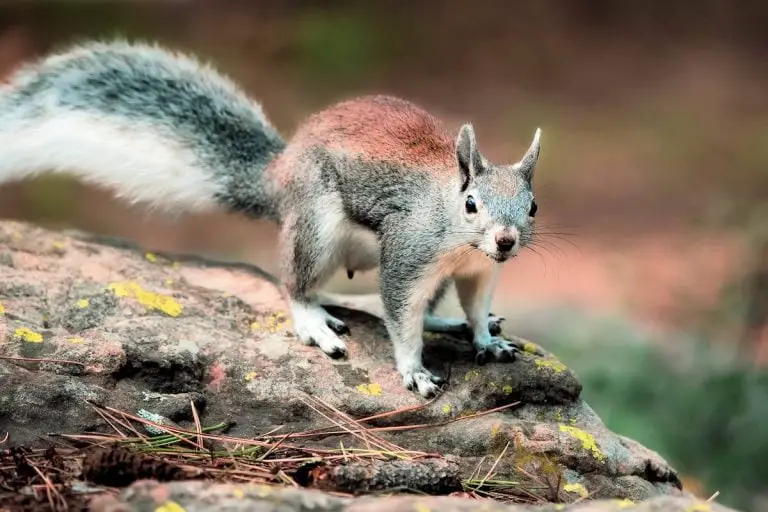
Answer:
0;221;707;508
89;481;739;512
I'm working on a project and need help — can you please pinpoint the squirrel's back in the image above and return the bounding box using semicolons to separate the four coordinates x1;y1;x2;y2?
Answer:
264;95;459;233
0;40;284;217
280;95;455;176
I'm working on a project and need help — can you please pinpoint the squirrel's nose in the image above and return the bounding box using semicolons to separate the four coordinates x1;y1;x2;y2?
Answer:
495;233;517;252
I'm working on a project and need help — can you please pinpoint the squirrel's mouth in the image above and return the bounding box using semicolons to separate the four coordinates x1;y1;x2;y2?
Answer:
473;241;517;263
472;243;505;263
489;250;519;263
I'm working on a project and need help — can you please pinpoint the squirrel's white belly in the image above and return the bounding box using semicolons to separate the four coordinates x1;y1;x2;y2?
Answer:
342;225;381;272
314;194;380;273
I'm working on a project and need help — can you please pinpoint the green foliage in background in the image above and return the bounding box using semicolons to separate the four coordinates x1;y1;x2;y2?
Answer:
536;313;768;511
294;6;387;90
8;2;173;45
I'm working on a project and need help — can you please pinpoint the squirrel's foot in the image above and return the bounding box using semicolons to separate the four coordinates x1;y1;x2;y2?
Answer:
474;337;520;366
290;302;348;359
402;367;445;398
423;314;505;337
321;308;350;335
487;314;505;336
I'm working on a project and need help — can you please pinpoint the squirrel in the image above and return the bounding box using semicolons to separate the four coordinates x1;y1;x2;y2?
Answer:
0;40;543;398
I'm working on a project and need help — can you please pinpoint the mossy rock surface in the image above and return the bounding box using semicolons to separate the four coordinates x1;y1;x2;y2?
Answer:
0;220;720;510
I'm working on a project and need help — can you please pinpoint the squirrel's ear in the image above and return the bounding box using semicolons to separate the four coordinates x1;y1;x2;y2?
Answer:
518;128;542;183
456;123;480;190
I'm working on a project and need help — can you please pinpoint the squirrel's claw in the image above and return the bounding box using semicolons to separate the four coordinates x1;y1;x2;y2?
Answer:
487;315;505;336
325;345;348;359
475;337;519;366
403;367;444;398
319;307;351;336
325;317;350;336
306;336;348;359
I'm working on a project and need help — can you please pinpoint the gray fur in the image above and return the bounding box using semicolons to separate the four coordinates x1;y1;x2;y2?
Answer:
275;128;540;397
427;279;451;314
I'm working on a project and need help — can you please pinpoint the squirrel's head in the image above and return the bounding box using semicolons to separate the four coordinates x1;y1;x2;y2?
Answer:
453;123;541;263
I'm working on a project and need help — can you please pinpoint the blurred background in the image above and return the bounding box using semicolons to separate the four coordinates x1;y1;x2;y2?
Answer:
0;1;766;509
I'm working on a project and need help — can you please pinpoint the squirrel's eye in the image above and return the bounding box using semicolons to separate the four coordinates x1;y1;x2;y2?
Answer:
529;200;538;217
465;195;477;214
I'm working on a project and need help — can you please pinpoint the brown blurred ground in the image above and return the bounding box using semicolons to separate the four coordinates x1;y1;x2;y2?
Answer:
0;0;765;358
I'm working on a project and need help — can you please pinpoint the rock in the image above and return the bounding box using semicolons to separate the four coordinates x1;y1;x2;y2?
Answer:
0;220;708;508
88;481;739;512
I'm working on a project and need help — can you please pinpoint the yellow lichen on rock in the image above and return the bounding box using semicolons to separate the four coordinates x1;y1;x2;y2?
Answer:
559;425;605;462
502;385;514;395
76;298;90;308
265;312;290;333
464;368;482;381
0;302;4;315
145;252;157;263
614;498;635;508
356;383;383;396
442;404;452;414
244;371;258;381
563;482;589;498
413;503;432;512
15;327;43;343
108;281;183;317
68;336;85;344
522;341;539;354
514;448;562;478
252;312;291;334
154;501;187;512
534;357;567;373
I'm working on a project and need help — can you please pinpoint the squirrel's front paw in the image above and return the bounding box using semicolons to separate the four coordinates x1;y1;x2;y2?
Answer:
291;304;348;359
323;313;350;336
487;313;505;336
474;337;520;366
402;368;445;398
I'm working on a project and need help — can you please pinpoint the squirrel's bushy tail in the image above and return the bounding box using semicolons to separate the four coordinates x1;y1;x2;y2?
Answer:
0;40;285;220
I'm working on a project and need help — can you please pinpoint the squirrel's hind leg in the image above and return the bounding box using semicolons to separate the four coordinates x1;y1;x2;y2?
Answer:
279;205;349;359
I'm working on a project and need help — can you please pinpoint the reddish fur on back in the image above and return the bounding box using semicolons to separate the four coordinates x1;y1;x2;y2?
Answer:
267;95;457;187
